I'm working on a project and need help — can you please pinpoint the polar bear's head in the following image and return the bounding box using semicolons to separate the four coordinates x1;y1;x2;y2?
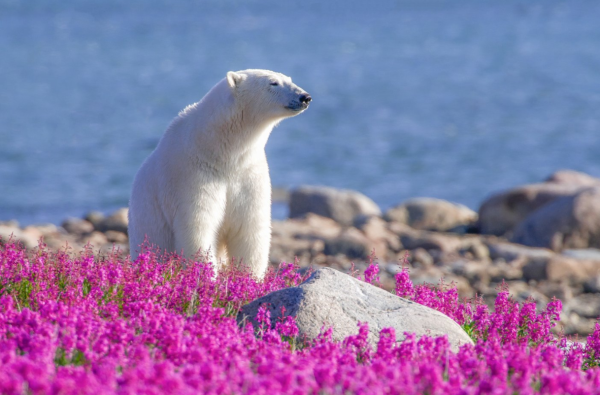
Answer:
226;69;311;121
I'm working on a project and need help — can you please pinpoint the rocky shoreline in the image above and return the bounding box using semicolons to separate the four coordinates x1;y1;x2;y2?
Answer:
2;169;600;337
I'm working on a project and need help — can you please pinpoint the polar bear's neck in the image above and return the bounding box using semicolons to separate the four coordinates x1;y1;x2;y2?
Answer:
165;79;278;166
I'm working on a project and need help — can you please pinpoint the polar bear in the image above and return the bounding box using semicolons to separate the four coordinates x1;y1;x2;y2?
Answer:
128;69;311;279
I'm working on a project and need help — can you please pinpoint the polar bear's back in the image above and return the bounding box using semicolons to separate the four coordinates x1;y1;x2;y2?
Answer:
128;78;234;258
128;151;175;256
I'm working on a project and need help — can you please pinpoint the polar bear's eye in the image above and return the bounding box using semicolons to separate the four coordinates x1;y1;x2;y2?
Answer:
270;81;279;86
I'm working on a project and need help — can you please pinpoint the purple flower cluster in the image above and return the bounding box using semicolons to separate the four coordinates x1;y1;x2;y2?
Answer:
2;240;600;394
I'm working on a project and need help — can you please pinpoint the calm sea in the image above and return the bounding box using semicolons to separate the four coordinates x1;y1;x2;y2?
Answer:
1;0;600;225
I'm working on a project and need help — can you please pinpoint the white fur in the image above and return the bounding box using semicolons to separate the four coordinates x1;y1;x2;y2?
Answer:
128;69;310;279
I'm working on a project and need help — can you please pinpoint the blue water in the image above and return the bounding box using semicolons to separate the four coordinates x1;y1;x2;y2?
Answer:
2;0;600;225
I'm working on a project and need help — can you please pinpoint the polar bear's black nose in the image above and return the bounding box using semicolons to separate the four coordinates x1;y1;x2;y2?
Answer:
299;94;312;104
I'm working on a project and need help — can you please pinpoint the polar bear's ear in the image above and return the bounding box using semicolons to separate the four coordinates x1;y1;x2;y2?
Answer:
226;71;243;89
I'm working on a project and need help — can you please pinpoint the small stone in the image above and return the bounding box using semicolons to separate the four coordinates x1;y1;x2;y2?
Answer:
82;231;109;248
487;241;554;262
489;261;524;283
272;187;290;202
61;218;94;235
385;198;477;232
354;215;402;253
273;214;342;240
399;231;462;253
461;240;490;261
0;224;22;243
536;282;573;302
32;223;59;236
583;275;600;293
84;211;106;229
17;227;41;249
323;228;376;260
411;248;434;268
563;249;600;261
97;208;129;234
567;294;600;319
289;186;381;226
105;230;128;244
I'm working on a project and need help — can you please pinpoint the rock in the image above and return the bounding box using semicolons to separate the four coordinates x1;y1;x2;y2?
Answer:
583;275;600;293
387;220;465;255
105;230;128;244
97;208;129;234
536;282;573;302
410;248;434;268
0;220;19;228
289;186;381;226
567;294;600;319
506;282;549;307
20;227;43;247
31;223;59;236
61;218;94;235
460;239;490;261
511;187;600;251
0;225;40;249
385;198;477;232
563;249;600;261
81;231;109;248
396;229;462;253
486;241;554;263
84;211;106;229
545;170;600;186
237;268;473;351
270;215;342;264
0;224;22;243
478;182;584;236
354;215;402;253
523;255;600;284
489;262;524;283
563;314;596;336
450;260;492;287
409;266;447;287
323;228;377;260
272;187;290;202
42;233;77;250
274;214;343;241
446;224;479;235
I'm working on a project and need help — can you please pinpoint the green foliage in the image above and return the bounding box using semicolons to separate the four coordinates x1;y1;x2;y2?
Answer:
16;278;33;309
82;278;91;297
461;320;477;343
54;348;88;367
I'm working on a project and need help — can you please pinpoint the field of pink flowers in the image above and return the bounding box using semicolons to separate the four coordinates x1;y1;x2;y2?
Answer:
1;239;600;394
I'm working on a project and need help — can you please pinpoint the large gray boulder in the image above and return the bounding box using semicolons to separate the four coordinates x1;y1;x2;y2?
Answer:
385;197;477;232
511;187;600;251
289;186;381;226
237;268;473;352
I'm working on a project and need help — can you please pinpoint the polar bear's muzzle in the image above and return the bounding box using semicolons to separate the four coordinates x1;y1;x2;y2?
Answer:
286;92;312;112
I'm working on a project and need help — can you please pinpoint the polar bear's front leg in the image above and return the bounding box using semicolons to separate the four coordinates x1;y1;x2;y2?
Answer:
225;170;272;280
226;219;271;280
173;183;227;274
